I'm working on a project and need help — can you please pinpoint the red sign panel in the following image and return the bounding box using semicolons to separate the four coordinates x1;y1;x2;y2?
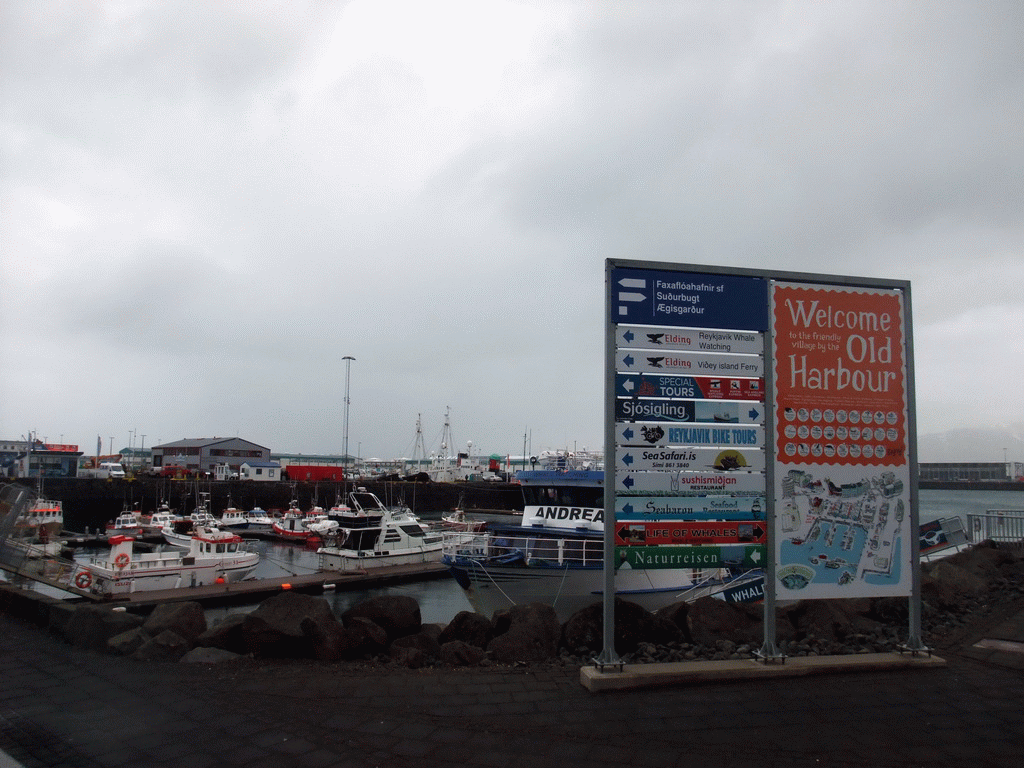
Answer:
772;284;907;467
615;521;766;546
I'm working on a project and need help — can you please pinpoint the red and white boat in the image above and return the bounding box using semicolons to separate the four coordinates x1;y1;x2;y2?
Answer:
71;531;259;595
270;501;327;542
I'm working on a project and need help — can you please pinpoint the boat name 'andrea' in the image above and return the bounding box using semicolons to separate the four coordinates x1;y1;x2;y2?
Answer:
530;506;604;524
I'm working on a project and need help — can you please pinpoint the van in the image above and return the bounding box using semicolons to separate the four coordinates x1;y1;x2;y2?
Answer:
99;462;126;479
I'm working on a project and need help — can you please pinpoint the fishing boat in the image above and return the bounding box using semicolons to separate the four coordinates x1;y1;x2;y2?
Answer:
270;500;327;542
440;508;487;532
105;510;145;537
441;451;737;620
140;502;181;534
9;494;66;557
315;488;443;572
218;506;275;533
70;530;259;595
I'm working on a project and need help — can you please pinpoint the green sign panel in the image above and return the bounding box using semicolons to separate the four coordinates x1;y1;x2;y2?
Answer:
615;545;765;570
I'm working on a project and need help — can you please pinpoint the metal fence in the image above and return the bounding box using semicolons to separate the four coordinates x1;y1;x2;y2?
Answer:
967;510;1024;547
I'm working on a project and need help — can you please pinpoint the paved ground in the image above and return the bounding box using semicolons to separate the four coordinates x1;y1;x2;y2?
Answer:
1;608;1023;768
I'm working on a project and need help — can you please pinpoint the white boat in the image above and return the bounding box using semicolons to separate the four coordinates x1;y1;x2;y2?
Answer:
217;507;249;530
106;511;145;538
442;452;740;621
316;488;444;572
440;508;486;532
70;530;259;595
141;503;181;534
15;497;64;534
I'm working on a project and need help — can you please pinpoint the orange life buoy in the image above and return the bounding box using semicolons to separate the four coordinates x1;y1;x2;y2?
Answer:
114;553;130;569
75;571;93;589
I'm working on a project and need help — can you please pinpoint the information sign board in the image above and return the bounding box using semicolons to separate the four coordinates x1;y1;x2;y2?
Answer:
616;496;764;521
616;398;762;425
616;545;765;570
611;268;768;330
771;282;912;600
615;446;766;473
616;470;765;495
616;325;764;355
615;521;766;546
616;373;764;401
615;350;763;377
617;423;764;449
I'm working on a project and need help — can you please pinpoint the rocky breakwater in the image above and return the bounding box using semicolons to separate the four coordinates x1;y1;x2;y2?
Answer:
10;540;1024;668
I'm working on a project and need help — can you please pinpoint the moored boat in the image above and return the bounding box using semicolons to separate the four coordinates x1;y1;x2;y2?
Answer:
442;452;740;620
270;500;327;542
106;510;145;538
316;488;443;572
70;530;259;595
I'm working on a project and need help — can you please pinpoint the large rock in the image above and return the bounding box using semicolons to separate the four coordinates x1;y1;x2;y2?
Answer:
196;613;248;654
143;602;207;643
341;595;421;643
180;647;242;664
487;603;561;664
923;561;987;609
686;597;765;646
437;610;492;649
239;592;341;659
390;629;442;661
789;599;881;642
440;640;487;667
107;627;149;657
562;599;684;655
65;605;144;652
132;629;190;662
300;616;359;662
343;616;389;658
942;541;1014;582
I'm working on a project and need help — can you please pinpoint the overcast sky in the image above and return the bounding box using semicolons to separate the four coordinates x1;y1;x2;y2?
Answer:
2;1;1022;463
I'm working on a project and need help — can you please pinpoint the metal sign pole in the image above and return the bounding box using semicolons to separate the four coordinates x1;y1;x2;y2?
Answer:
597;260;622;669
759;281;782;661
900;284;928;654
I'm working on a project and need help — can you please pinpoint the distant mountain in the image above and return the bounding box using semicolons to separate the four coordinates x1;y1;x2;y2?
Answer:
918;424;1024;464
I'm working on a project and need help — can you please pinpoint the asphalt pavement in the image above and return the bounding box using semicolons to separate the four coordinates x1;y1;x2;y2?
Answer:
1;607;1023;768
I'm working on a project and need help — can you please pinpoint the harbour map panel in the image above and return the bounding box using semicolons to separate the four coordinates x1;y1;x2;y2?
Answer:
771;282;912;599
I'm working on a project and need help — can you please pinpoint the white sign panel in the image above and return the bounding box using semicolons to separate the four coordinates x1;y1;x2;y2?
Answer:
617;423;764;449
616;350;763;377
616;446;766;473
617;325;764;355
616;470;765;495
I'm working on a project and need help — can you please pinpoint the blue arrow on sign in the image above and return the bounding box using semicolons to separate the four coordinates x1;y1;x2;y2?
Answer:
749;408;760;420
622;476;634;489
622;330;634;343
621;503;634;514
622;453;634;466
622;354;635;367
622;427;634;441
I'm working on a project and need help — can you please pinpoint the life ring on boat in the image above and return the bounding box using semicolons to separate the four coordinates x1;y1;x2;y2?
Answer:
113;553;130;569
75;571;93;589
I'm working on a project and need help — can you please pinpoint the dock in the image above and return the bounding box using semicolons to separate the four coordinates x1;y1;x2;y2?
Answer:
116;562;451;608
1;558;451;610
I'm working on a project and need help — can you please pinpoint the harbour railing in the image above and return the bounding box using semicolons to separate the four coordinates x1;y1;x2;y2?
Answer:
441;530;604;568
967;510;1024;548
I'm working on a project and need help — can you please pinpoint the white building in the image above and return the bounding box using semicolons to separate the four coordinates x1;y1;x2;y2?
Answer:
239;461;281;482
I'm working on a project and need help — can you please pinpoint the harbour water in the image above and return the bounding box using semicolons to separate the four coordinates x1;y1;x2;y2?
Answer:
205;489;1024;625
9;490;1024;626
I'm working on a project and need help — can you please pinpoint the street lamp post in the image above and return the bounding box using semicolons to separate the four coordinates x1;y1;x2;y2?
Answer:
343;356;355;469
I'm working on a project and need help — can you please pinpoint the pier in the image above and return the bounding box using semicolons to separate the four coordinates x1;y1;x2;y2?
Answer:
1;557;451;609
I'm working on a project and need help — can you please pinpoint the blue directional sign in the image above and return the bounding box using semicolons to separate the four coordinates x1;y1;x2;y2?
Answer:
611;268;768;331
